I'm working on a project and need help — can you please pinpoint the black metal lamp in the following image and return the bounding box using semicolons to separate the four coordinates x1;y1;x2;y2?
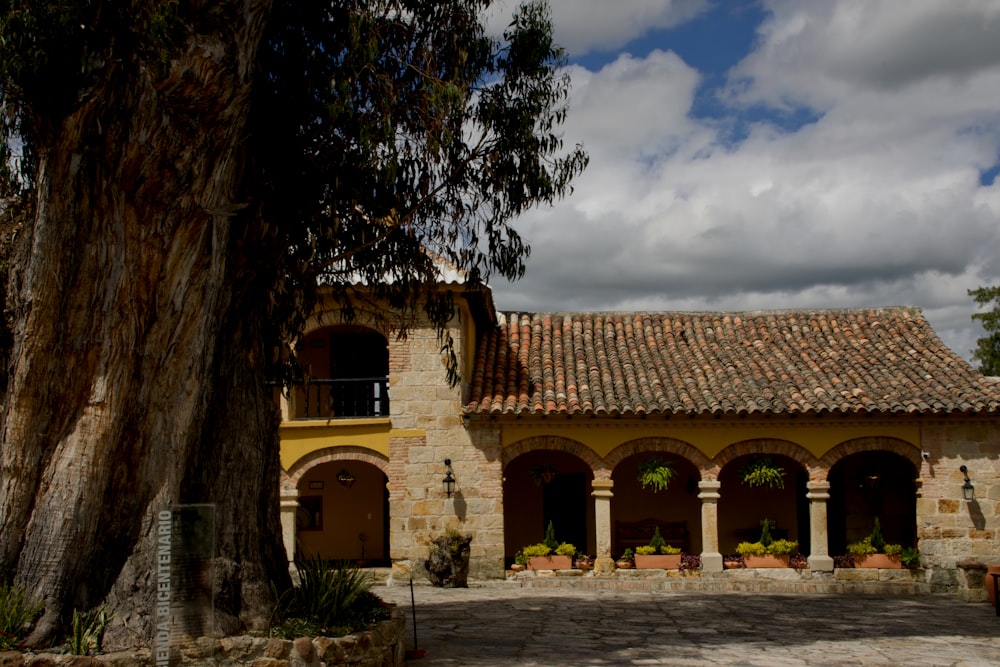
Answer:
960;465;974;501
442;458;456;498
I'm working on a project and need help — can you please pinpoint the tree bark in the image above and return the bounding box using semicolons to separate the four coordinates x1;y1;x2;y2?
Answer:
0;0;287;648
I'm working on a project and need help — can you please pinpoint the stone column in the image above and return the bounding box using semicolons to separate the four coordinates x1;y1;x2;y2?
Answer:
806;480;834;571
698;480;723;572
280;489;300;563
592;479;615;573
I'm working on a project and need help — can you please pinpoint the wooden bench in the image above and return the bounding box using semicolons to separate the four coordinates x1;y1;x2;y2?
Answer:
615;518;689;553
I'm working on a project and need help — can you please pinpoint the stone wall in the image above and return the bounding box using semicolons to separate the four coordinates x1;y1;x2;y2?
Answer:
917;418;1000;600
0;611;405;667
386;317;505;581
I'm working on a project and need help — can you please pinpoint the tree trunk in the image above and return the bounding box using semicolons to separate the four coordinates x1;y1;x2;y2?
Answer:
0;0;288;648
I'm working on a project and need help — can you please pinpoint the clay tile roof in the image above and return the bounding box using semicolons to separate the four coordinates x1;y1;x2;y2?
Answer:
465;307;1000;417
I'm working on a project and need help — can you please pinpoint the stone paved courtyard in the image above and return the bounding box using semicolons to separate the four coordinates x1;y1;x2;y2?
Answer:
375;582;1000;666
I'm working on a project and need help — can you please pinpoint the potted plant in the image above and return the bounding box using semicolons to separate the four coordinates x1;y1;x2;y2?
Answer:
739;457;784;490
574;554;594;571
524;521;575;570
424;528;472;587
735;519;796;567
616;548;634;569
847;519;904;569
634;527;682;569
637;457;676;492
511;549;527;572
530;464;558;485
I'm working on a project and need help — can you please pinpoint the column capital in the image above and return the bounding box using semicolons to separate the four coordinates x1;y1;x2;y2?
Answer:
591;479;614;498
806;480;830;500
697;480;721;501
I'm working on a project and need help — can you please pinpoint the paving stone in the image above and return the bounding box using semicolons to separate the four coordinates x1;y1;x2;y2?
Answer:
375;582;1000;666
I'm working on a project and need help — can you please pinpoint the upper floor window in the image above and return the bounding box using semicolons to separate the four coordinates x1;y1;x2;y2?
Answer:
289;326;389;419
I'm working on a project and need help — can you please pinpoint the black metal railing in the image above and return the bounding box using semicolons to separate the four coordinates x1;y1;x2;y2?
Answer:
281;377;390;419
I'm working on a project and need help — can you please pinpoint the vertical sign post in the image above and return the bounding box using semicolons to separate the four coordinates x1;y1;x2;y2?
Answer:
154;504;216;666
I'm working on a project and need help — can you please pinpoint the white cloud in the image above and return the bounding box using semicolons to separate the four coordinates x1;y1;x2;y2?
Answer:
484;0;709;56
489;0;1000;361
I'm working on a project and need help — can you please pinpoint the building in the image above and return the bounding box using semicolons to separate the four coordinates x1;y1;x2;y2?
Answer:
277;281;1000;597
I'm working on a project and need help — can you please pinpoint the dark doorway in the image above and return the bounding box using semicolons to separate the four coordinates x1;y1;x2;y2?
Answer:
543;472;588;551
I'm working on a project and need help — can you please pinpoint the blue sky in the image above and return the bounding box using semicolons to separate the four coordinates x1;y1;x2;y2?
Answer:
482;0;1000;362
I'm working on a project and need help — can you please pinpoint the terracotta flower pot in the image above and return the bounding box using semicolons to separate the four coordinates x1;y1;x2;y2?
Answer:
985;564;1000;606
743;554;790;568
615;560;633;569
854;554;902;569
634;554;682;570
527;555;573;570
510;563;525;572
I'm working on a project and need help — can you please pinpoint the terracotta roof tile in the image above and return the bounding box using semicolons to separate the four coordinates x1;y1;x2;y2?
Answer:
465;307;1000;417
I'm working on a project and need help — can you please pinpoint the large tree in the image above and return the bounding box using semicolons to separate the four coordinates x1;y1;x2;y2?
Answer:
969;286;1000;376
0;0;585;648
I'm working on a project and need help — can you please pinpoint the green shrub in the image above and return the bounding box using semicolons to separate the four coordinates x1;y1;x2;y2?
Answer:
758;519;773;547
521;543;551;558
660;545;681;555
767;539;798;556
64;607;110;655
847;520;900;556
620;548;634;561
869;518;886;553
0;583;43;651
846;537;877;556
554;542;576;557
513;550;528;566
635;546;657;555
543;521;558;551
648;526;666;552
735;541;767;557
273;557;389;638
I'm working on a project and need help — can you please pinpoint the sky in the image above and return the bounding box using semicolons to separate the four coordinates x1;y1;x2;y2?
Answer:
481;0;1000;362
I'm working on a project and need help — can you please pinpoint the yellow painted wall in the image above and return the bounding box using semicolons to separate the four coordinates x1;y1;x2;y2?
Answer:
280;419;424;471
499;418;920;459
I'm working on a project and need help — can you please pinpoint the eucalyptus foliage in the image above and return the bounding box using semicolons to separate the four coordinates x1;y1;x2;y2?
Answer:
0;0;588;387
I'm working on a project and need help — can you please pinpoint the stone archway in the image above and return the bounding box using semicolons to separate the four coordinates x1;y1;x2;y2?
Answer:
502;437;597;560
713;440;815;555
284;447;391;563
606;438;706;555
822;438;920;555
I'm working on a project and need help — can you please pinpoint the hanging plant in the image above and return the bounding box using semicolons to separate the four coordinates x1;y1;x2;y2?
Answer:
530;464;558;486
739;457;784;490
637;457;676;493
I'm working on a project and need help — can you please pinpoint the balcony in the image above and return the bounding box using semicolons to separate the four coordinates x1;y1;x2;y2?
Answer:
276;377;390;421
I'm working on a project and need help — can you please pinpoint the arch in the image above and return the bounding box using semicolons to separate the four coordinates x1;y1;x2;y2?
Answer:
713;438;823;481
286;446;390;487
826;446;919;554
605;437;715;480
502;435;606;479
819;436;921;475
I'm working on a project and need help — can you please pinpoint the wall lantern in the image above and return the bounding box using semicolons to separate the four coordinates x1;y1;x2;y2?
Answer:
337;469;356;489
960;465;974;501
442;458;456;498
